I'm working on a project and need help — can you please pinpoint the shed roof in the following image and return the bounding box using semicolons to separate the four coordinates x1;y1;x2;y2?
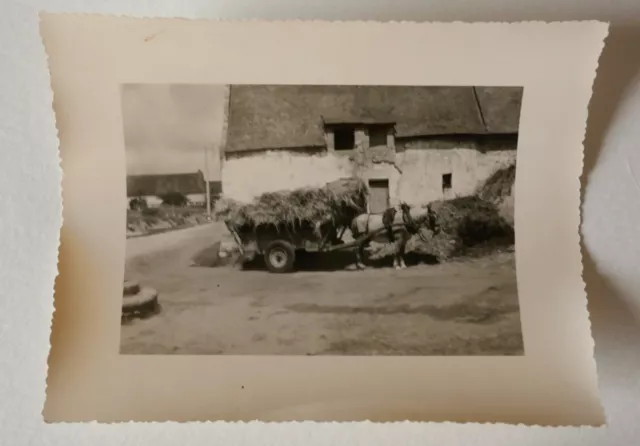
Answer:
127;171;206;197
208;180;223;195
224;85;522;153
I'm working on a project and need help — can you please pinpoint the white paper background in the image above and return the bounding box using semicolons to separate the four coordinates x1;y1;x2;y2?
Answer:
1;0;639;445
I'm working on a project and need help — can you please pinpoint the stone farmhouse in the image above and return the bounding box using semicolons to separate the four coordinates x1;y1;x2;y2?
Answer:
221;85;522;213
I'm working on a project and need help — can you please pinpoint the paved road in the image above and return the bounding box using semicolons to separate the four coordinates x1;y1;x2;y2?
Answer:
121;224;524;356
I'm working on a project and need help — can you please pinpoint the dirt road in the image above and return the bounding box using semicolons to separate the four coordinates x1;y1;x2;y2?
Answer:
120;223;524;356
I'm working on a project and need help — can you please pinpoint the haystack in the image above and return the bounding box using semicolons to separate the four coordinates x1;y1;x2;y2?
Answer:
214;177;368;230
476;164;516;225
427;196;514;259
476;164;516;202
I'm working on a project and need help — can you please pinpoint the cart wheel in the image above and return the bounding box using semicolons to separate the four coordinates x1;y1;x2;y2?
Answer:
264;240;296;273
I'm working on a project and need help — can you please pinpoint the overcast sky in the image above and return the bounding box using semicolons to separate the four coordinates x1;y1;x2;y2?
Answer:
121;84;227;180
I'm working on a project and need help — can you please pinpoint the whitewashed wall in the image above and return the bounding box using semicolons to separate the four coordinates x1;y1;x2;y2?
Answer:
222;147;516;206
222;150;353;202
396;147;516;205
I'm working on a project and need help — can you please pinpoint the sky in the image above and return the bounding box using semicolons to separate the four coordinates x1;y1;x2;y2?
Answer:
121;84;227;180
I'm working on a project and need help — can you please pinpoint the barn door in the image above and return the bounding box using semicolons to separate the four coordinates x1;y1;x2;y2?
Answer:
368;179;390;214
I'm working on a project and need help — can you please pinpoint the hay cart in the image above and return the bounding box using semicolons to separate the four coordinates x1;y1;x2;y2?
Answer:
217;177;396;273
224;218;401;274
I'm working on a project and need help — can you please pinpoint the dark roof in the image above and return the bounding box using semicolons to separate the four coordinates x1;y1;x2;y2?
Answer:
127;172;206;197
323;117;396;126
208;181;223;195
473;87;523;133
224;85;523;153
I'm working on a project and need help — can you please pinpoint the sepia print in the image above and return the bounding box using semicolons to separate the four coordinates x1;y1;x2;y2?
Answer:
41;16;608;424
120;84;524;356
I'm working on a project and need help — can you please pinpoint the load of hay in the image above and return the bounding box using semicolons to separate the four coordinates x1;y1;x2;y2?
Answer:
213;177;368;231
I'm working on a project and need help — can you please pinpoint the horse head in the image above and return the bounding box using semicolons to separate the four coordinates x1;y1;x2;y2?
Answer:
424;203;440;234
401;202;440;237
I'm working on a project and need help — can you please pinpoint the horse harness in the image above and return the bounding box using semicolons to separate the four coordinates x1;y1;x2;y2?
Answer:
363;204;437;242
399;203;439;242
379;205;420;239
400;206;421;235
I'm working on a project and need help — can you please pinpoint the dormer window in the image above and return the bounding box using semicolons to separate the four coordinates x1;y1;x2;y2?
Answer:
333;126;356;151
323;118;396;153
368;125;389;149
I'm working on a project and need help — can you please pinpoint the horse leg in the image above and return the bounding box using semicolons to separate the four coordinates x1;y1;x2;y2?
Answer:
393;239;402;270
355;248;364;270
401;234;409;269
396;233;408;269
354;251;365;271
399;248;408;269
352;228;366;270
356;240;369;270
387;228;401;270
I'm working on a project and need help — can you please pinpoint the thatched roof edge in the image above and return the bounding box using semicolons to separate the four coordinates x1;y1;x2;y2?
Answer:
224;85;523;153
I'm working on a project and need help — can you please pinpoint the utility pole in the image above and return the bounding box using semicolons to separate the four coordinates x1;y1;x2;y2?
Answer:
204;145;211;219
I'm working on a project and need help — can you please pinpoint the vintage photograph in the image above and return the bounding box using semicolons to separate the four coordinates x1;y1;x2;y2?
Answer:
42;16;607;424
120;84;523;356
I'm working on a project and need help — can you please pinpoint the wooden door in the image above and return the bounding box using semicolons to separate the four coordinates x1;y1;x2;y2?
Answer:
368;179;390;214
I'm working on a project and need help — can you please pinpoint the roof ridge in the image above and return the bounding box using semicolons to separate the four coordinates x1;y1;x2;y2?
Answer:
471;86;489;133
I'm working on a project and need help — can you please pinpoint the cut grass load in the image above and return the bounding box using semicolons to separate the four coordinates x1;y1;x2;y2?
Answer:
214;177;368;230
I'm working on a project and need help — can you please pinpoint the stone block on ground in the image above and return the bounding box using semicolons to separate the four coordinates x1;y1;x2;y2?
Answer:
123;280;140;296
122;286;160;322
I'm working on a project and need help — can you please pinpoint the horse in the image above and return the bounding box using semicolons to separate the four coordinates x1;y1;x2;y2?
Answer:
350;201;439;270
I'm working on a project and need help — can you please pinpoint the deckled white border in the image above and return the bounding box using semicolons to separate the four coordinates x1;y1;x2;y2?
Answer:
39;16;608;426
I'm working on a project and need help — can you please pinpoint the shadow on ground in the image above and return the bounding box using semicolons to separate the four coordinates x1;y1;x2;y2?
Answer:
191;242;520;273
242;250;441;272
286;283;519;324
321;330;524;356
191;243;441;272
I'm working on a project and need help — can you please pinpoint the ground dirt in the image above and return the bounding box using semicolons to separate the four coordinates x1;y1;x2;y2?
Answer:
120;222;524;356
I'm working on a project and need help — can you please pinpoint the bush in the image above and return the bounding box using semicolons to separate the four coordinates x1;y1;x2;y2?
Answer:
404;196;514;261
129;196;148;211
476;164;516;225
209;193;221;209
141;207;161;217
159;191;190;207
452;198;514;247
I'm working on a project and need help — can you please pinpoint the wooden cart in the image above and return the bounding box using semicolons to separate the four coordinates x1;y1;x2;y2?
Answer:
225;218;403;274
